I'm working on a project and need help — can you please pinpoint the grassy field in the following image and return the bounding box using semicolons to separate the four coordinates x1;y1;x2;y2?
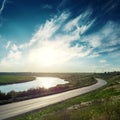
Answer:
11;72;120;120
0;75;35;85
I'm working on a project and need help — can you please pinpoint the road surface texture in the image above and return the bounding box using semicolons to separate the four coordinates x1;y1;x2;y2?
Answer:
0;78;107;120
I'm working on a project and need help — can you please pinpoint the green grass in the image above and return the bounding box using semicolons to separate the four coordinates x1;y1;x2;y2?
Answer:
0;75;35;85
42;100;120;120
12;73;120;120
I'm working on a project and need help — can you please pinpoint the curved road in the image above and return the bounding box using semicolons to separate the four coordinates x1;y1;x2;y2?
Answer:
0;78;107;120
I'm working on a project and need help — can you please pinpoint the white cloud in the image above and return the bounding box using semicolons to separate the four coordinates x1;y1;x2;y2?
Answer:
0;10;119;72
26;12;70;47
8;50;21;60
11;44;18;51
89;53;100;58
0;42;23;71
5;41;11;49
42;4;52;9
0;49;22;71
0;11;95;72
27;40;90;68
64;9;95;34
64;14;81;32
82;21;120;51
100;60;107;63
89;35;101;47
0;0;7;15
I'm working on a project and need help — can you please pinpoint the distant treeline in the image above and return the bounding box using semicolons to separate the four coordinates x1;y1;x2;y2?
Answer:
0;71;120;76
0;72;34;76
94;71;120;79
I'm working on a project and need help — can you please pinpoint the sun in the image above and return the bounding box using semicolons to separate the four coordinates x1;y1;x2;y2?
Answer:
29;45;64;68
40;47;57;67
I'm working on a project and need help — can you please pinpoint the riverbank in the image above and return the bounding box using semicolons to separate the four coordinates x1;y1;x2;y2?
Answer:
0;73;97;105
11;72;120;120
0;75;35;85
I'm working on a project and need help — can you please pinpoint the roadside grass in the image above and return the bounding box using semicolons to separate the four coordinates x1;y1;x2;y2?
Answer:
41;100;120;120
13;73;120;120
0;75;35;85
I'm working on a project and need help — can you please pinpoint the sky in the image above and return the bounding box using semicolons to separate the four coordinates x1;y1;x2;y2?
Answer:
0;0;120;72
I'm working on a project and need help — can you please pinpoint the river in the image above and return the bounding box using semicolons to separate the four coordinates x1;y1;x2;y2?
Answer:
0;77;69;93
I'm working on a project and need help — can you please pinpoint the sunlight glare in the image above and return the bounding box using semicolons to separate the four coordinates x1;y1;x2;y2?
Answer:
41;79;53;89
40;47;57;67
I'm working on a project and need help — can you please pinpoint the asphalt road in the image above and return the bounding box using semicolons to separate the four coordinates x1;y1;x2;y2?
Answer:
0;78;107;120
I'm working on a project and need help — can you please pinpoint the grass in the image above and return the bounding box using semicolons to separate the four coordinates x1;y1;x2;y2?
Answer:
11;72;120;120
0;75;35;85
42;100;120;120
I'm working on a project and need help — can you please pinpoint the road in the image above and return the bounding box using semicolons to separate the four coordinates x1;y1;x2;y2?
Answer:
0;78;107;120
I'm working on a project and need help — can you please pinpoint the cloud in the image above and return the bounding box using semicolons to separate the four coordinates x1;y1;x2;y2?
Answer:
8;50;21;60
42;4;52;9
0;8;119;72
89;53;100;58
100;60;106;63
0;48;22;71
64;9;94;34
0;0;7;15
5;41;11;49
25;12;70;47
58;0;69;9
0;10;94;71
11;44;18;51
82;21;120;58
102;0;119;14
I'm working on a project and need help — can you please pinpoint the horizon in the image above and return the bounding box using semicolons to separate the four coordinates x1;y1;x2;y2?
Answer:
0;0;120;72
0;71;119;74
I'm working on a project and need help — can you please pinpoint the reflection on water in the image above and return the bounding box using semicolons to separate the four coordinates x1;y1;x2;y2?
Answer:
0;77;69;93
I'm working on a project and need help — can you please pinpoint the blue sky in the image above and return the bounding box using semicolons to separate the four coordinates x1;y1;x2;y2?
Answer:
0;0;120;72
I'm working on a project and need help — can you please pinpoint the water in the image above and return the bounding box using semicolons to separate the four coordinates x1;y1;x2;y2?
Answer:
0;77;69;93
